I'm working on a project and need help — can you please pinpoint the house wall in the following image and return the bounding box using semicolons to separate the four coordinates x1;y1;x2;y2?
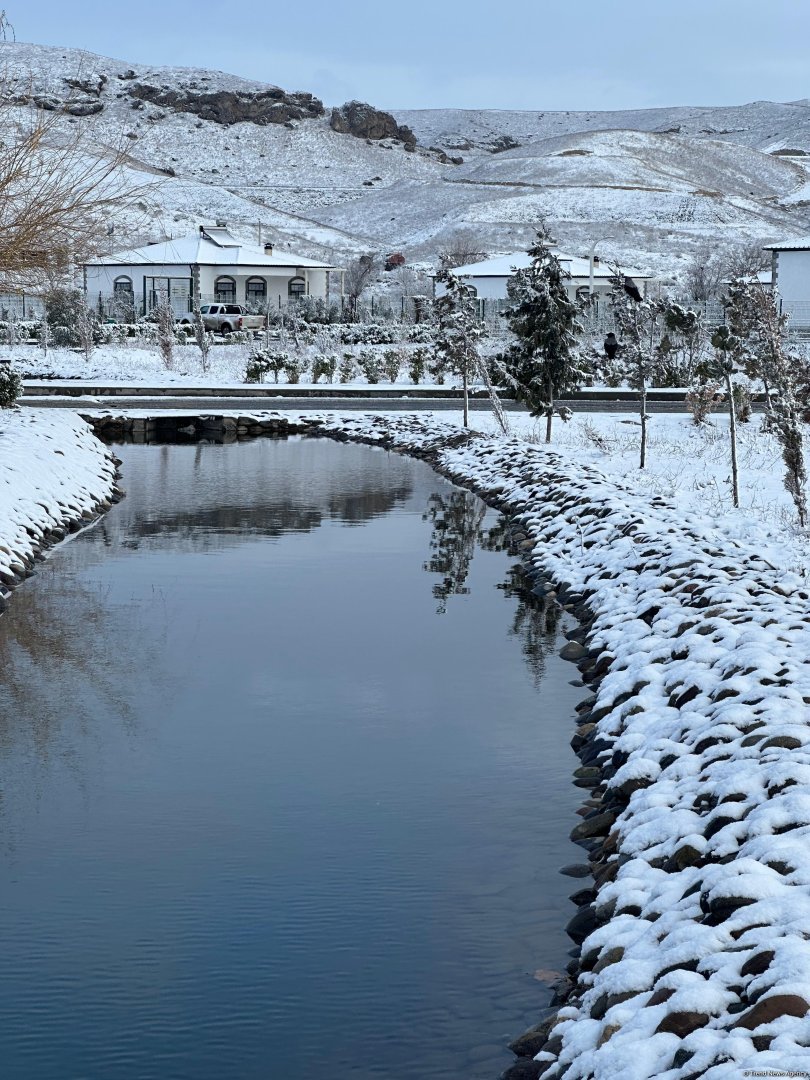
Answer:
771;252;810;326
85;264;330;317
435;275;615;301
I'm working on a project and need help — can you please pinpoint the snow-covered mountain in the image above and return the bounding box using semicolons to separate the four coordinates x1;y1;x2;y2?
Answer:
4;40;810;276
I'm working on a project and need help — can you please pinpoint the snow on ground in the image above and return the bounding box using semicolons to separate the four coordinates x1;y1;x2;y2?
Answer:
0;410;117;587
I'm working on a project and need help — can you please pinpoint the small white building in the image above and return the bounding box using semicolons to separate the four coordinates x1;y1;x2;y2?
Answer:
434;250;652;303
763;237;810;326
84;225;341;318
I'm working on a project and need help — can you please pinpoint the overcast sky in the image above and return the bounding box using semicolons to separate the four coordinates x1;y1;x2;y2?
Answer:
10;0;810;112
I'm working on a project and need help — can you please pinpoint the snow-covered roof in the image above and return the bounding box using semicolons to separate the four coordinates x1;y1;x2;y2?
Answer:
439;250;649;280
762;236;810;251
86;227;339;270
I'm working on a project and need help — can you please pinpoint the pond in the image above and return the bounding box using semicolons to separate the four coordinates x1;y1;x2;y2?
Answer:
0;438;583;1080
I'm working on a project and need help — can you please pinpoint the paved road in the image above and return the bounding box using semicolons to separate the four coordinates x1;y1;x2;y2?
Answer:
20;395;715;414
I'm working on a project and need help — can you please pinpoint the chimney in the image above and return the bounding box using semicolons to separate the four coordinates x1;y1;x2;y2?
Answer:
264;242;274;256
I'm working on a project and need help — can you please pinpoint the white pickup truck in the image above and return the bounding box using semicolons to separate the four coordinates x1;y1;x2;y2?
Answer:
181;304;265;334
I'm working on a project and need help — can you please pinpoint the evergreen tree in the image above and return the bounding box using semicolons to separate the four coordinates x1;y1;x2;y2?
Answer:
502;230;585;442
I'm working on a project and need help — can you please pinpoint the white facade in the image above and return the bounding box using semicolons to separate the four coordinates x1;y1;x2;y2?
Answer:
765;240;810;326
434;251;651;303
84;226;339;317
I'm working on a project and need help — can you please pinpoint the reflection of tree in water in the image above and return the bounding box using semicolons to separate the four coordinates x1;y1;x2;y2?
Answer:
422;490;487;613
422;491;560;683
0;561;175;769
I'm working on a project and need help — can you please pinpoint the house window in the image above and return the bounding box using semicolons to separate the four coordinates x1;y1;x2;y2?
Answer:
246;277;267;305
214;276;236;302
288;276;306;299
113;275;133;296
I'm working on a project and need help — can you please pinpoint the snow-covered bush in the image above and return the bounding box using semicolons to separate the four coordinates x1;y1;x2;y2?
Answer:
244;349;289;384
381;348;401;382
312;354;338;383
284;355;307;383
338;353;358;383
357;349;382;383
685;381;721;424
0;362;22;406
408;347;429;384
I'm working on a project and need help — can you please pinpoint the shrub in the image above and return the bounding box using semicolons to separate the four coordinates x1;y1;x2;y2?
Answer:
245;349;289;384
686;381;721;425
732;382;752;423
312;354;338;383
408;347;429;384
338;353;358;383
0;363;22;406
358;349;382;383
284;356;306;383
382;348;401;382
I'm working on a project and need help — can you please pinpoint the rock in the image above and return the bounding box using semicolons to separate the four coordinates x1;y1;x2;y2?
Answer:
127;81;324;125
559;863;591;878
570;810;616;842
565;905;599;944
592;946;624;973
329;101;416;146
559;641;587;662
508;1011;559;1057
591;990;637;1020
597;1022;621;1046
668;844;703;871
500;1058;553;1080
761;735;802;750
647;987;676;1007
655;1011;710;1037
64;99;104;116
733;994;810;1030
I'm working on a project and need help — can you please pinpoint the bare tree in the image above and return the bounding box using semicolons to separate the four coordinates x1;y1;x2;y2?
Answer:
75;304;98;362
0;10;15;41
343;254;378;320
0;100;151;292
438;229;488;270
722;241;769;281
193;304;212;373
684;243;724;301
154;302;175;370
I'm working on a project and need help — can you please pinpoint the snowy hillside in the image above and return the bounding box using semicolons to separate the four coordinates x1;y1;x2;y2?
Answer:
3;41;810;275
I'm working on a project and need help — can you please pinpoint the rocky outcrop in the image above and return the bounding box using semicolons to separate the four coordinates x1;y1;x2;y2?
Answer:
126;82;324;125
329;100;416;147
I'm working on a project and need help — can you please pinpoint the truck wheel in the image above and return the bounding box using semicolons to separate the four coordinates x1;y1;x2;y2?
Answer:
221;324;232;335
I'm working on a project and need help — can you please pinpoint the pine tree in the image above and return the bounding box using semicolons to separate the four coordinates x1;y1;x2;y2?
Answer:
433;269;508;432
502;230;584;442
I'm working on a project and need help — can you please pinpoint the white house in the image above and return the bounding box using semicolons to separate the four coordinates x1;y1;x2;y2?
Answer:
763;237;810;326
433;250;652;303
84;225;341;317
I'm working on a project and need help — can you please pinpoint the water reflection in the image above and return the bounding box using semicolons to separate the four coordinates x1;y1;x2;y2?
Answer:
422;490;559;684
0;440;582;1080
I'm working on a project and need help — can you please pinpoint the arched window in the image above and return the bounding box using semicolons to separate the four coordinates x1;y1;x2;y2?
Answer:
214;276;236;302
287;276;306;299
246;277;267;305
113;275;133;296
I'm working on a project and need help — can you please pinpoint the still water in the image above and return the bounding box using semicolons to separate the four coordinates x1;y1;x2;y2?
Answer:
0;438;582;1080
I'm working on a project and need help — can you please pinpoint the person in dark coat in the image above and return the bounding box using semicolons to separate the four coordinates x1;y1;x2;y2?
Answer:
604;332;619;360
